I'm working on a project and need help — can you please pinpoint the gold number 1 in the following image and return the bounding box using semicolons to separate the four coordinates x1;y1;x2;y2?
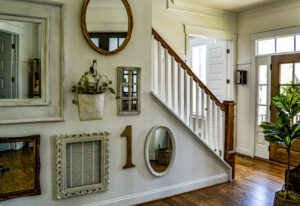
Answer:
121;125;136;169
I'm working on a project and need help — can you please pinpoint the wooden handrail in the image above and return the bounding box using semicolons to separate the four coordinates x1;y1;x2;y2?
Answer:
152;28;226;112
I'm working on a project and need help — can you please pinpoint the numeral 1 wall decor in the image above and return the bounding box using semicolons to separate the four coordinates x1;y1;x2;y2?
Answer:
121;126;135;169
117;67;141;115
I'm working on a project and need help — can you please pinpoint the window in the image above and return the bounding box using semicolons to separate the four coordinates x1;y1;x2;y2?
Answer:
256;35;300;56
117;67;141;115
257;65;269;125
257;39;275;55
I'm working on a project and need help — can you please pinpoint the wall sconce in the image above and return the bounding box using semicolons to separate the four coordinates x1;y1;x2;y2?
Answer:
236;70;247;84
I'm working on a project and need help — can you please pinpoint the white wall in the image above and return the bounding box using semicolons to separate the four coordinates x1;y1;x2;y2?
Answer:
0;0;230;206
152;0;238;60
236;0;300;156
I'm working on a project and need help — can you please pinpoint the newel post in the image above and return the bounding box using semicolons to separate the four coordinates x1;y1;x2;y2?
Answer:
223;101;235;179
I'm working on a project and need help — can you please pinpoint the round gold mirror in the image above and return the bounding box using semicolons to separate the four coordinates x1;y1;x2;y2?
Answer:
81;0;133;55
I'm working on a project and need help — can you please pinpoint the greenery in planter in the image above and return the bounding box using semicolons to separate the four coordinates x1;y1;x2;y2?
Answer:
260;87;300;201
72;69;115;105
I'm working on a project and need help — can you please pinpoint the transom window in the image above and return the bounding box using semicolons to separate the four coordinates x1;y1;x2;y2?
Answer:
256;35;300;56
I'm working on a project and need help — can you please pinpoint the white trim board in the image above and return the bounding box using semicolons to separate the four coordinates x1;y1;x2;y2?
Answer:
236;147;253;157
82;173;228;206
185;25;238;41
167;0;237;21
250;25;300;40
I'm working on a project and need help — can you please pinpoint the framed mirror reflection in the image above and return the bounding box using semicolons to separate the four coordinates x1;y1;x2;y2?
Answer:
0;135;40;201
81;0;133;55
145;126;176;177
0;16;47;103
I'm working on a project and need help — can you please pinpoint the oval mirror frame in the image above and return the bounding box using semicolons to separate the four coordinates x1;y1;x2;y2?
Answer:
81;0;133;55
144;125;176;177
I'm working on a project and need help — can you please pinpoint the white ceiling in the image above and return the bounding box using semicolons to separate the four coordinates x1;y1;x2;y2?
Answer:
179;0;285;12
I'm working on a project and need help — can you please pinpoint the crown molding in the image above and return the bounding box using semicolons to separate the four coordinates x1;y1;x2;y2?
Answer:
239;0;300;19
167;0;237;21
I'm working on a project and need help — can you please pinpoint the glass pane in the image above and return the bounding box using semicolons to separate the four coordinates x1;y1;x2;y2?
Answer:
257;106;267;125
131;85;137;97
132;71;137;83
296;35;300;51
122;99;129;111
276;36;294;53
119;38;125;46
258;86;267;105
122;71;129;84
259;65;268;84
131;99;138;111
257;39;275;55
295;63;300;84
91;38;99;47
280;63;293;84
294;113;300;123
122;85;129;97
109;38;118;51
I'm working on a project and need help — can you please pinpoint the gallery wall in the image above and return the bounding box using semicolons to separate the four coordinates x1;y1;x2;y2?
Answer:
0;0;230;206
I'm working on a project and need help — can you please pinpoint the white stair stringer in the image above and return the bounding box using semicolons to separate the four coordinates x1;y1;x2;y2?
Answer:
150;91;233;181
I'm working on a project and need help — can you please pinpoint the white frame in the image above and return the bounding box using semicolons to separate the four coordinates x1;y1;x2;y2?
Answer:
144;125;176;177
0;0;65;124
56;132;110;200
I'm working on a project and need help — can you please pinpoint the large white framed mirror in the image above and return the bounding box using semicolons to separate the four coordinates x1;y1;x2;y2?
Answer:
145;126;176;177
0;0;64;124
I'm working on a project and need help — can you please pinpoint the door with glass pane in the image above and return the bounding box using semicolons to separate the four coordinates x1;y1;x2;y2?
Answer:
270;54;300;166
255;57;271;159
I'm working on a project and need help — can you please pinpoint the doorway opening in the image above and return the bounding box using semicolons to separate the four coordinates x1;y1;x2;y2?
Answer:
189;35;234;102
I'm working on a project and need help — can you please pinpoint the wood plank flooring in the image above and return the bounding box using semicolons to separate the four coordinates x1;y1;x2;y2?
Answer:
137;155;286;206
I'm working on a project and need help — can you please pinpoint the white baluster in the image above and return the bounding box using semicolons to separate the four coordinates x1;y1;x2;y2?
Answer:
165;49;169;104
171;56;176;110
195;85;199;136
178;64;182;118
220;110;225;158
206;95;210;146
184;70;188;124
189;76;193;129
212;102;216;152
217;106;221;157
201;89;205;140
151;35;154;92
158;42;162;98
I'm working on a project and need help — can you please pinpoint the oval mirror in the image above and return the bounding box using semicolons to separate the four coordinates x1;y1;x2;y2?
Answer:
81;0;133;55
145;126;176;177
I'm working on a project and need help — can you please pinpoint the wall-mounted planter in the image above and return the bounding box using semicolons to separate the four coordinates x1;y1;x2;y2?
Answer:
78;93;105;121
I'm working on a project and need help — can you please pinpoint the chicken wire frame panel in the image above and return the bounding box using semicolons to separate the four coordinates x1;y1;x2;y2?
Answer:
56;132;109;200
117;66;141;116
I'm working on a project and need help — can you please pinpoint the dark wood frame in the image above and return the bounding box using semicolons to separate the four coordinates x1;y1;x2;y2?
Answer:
81;0;133;55
0;135;41;202
270;54;300;165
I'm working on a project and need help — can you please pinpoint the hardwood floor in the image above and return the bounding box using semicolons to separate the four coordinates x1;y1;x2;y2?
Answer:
137;155;286;206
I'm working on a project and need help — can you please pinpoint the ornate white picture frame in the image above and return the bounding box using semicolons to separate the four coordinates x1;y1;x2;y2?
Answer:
56;132;109;199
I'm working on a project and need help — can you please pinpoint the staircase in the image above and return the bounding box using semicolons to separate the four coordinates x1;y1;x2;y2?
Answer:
151;28;235;179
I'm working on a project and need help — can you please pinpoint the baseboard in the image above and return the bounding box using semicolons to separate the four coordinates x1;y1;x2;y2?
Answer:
82;173;228;206
236;147;253;157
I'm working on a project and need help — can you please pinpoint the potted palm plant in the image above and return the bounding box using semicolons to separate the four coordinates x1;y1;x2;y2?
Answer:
72;61;115;121
260;87;300;206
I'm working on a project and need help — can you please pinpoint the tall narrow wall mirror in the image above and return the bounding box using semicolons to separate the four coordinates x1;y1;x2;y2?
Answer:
0;0;64;124
82;0;133;55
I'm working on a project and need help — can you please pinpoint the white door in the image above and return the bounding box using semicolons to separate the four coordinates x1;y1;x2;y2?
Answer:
255;56;271;159
206;41;227;102
0;31;16;99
